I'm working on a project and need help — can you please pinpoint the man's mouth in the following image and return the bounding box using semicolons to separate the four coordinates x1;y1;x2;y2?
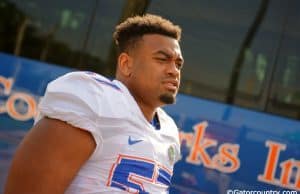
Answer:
162;80;179;92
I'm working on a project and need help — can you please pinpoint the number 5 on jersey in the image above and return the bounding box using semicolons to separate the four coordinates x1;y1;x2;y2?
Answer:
107;154;172;193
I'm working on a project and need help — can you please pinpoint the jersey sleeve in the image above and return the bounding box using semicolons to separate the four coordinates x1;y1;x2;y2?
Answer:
37;72;107;149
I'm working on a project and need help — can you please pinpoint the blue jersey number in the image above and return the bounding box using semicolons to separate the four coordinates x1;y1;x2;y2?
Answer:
107;155;172;193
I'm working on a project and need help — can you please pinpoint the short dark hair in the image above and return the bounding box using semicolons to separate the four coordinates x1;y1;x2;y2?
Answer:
113;14;181;53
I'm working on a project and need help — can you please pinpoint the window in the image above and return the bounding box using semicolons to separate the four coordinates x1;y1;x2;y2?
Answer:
148;0;276;104
5;0;99;68
0;0;150;75
147;0;300;119
266;0;300;119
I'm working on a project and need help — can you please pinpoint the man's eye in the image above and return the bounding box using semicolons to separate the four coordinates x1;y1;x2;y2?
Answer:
176;63;183;70
156;58;168;62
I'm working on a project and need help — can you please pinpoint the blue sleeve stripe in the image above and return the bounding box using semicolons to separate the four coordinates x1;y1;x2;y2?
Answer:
93;77;121;91
157;168;172;185
84;71;121;91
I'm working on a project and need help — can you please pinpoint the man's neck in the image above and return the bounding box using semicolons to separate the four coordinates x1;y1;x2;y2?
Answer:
136;99;156;122
117;77;159;122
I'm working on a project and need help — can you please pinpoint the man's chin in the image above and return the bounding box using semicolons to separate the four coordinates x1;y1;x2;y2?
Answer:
159;93;176;104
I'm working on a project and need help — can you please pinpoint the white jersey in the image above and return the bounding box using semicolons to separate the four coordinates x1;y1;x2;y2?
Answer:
36;71;181;194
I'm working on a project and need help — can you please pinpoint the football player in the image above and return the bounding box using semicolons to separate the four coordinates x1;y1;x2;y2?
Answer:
4;14;184;194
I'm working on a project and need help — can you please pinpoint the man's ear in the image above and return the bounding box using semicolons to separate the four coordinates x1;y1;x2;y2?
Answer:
117;52;132;77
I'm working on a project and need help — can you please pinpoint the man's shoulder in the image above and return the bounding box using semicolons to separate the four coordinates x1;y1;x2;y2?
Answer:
49;71;122;95
79;71;121;91
41;71;128;119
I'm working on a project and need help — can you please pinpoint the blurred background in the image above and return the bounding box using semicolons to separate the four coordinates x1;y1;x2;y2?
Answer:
0;0;299;193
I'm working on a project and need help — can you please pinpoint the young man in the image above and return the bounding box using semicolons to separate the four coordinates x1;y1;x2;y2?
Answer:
4;14;184;193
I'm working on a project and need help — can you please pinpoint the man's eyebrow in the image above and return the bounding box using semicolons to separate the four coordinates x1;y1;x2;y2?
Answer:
153;50;172;58
153;50;184;62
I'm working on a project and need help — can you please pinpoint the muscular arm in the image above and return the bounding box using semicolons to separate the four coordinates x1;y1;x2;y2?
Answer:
4;117;96;194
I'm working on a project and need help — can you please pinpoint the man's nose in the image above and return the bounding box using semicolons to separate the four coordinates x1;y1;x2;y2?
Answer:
166;61;180;77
